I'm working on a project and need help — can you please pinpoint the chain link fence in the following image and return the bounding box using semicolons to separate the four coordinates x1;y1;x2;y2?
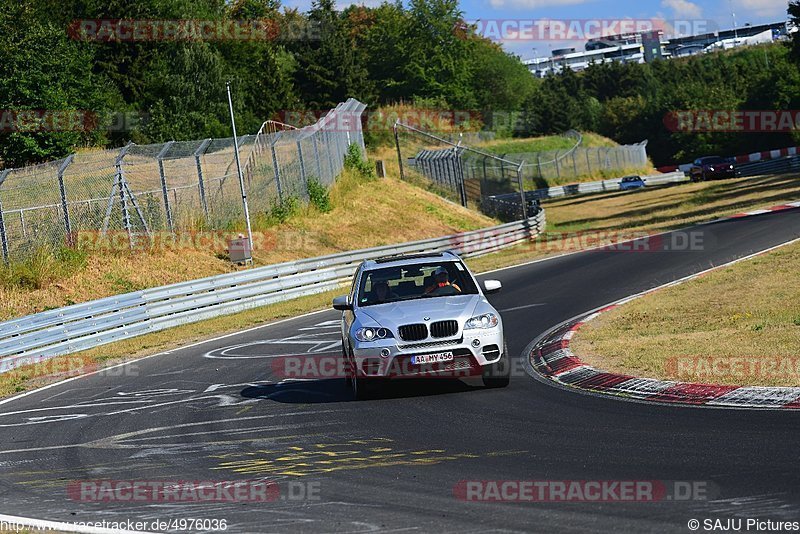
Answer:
393;122;531;222
0;99;367;262
393;121;649;220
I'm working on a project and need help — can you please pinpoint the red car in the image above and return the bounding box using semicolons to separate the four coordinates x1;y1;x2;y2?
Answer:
689;156;736;181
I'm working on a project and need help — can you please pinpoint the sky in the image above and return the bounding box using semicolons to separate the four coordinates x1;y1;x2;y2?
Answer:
284;0;791;59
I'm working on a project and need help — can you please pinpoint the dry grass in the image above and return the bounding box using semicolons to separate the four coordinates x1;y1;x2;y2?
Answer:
573;240;800;387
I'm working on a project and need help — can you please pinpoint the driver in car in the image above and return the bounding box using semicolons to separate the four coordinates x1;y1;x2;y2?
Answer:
371;278;398;304
425;266;461;294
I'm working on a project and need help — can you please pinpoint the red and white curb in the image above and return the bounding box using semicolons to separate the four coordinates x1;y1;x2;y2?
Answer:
728;201;800;218
529;307;800;409
528;206;800;410
696;201;800;225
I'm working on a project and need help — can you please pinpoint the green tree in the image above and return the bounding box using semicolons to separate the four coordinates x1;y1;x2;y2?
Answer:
290;0;374;109
0;2;118;166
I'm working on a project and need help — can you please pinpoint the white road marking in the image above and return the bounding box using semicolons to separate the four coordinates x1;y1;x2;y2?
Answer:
499;303;546;312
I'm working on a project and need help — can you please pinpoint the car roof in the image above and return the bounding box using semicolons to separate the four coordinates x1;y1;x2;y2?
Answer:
362;251;461;271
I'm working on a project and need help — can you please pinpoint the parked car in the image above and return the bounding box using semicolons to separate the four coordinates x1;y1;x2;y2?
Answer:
333;251;509;399
619;175;646;191
689;156;736;181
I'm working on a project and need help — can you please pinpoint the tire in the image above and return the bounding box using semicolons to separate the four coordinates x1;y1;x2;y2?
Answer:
482;342;511;388
346;345;373;400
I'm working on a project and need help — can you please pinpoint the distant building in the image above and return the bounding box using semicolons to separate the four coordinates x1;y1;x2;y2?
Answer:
641;30;663;62
524;42;645;77
523;21;789;77
664;21;788;57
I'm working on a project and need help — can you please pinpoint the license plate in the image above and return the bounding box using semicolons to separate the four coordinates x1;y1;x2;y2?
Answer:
411;352;454;365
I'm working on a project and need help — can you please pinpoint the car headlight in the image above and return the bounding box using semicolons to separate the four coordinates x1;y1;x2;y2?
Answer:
355;327;393;342
464;313;499;330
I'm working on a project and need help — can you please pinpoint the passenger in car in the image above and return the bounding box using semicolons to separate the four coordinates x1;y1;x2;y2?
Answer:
425;266;461;294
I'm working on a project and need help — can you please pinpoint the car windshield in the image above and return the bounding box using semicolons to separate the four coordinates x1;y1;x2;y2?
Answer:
357;262;479;306
702;156;725;164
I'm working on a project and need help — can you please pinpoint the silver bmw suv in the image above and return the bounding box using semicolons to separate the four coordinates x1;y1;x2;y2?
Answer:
333;251;509;399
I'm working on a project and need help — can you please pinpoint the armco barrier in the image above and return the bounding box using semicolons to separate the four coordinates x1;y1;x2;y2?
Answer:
657;145;800;173
735;155;800;178
526;171;687;200
482;171;686;216
0;212;545;373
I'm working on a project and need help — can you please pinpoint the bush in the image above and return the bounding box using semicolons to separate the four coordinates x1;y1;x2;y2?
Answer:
269;196;300;224
307;179;332;213
343;144;375;180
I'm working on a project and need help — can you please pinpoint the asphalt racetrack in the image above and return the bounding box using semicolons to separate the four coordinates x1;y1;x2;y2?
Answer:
2;208;800;533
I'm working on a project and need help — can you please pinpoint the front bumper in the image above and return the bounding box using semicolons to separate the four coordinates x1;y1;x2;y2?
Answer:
351;328;504;378
705;169;735;179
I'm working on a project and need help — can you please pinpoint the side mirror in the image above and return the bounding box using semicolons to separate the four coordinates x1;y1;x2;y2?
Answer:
332;295;352;311
483;280;502;294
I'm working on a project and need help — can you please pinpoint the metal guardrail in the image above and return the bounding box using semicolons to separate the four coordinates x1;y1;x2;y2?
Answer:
525;170;687;199
481;171;685;220
482;171;686;215
735;155;800;178
0;212;545;373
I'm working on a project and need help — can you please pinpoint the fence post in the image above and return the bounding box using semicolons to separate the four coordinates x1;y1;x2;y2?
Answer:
585;149;592;175
156;141;175;233
270;136;284;203
516;162;528;224
58;155;74;246
555;151;561;179
312;135;323;182
324;129;336;181
194;139;212;222
572;151;578;176
455;148;467;208
115;145;134;250
393;121;405;181
536;154;542;179
297;140;309;198
0;170;9;264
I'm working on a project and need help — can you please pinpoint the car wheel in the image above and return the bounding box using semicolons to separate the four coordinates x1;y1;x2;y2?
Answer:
483;341;510;388
346;346;372;400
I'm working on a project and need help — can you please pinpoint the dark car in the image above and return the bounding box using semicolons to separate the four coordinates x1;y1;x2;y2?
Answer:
689;156;736;182
619;175;646;191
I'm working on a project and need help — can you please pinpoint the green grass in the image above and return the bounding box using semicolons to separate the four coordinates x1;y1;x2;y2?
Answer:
478;131;620;155
0;245;88;291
